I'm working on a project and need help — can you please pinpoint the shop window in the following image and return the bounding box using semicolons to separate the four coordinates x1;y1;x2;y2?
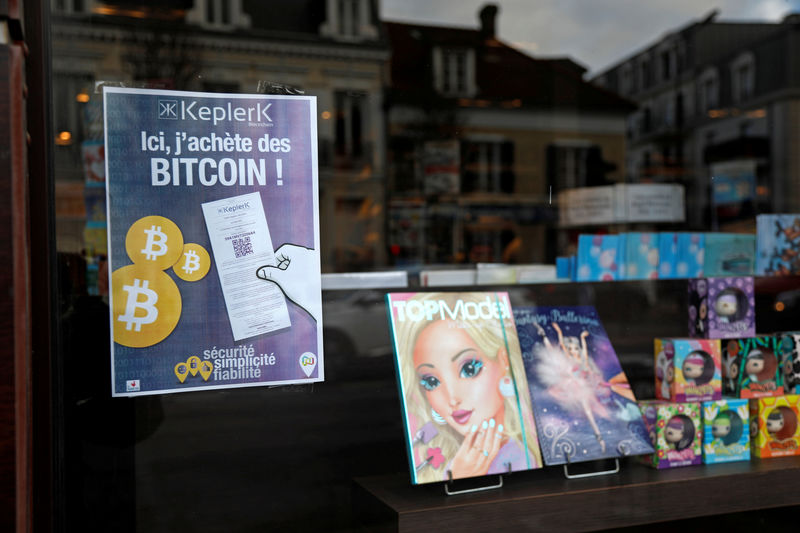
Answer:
546;142;609;189
433;47;476;97
334;90;368;165
51;0;92;15
660;49;674;82
319;0;378;41
621;63;633;95
641;105;652;135
731;52;755;104
186;0;251;29
639;55;652;90
461;139;513;193
699;67;719;113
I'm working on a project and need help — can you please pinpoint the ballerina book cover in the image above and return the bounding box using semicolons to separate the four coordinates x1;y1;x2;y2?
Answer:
514;306;653;466
386;292;543;485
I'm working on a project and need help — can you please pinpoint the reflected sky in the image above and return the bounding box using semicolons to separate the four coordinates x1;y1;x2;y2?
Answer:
382;0;800;75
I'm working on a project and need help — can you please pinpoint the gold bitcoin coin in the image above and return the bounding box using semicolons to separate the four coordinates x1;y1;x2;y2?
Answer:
112;264;182;348
173;243;211;282
125;215;184;270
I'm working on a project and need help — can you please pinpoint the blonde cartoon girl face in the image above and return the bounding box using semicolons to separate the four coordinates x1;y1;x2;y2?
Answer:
413;320;507;437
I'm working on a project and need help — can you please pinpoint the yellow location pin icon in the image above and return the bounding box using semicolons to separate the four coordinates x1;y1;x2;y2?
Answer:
187;355;201;376
199;361;213;381
175;361;189;383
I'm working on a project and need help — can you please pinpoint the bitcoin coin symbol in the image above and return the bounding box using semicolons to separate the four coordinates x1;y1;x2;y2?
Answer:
182;250;200;274
118;278;159;331
142;225;169;261
126;216;183;270
112;264;182;348
173;243;211;282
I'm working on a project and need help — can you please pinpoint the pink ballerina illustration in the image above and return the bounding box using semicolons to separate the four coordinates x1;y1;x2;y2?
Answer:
534;322;632;454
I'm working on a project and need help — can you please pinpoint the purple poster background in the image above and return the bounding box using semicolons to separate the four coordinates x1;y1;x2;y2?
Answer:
104;87;322;396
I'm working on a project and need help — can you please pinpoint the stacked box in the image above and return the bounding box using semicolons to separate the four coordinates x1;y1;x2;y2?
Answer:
721;336;784;398
688;277;755;339
624;232;659;280
702;399;750;464
756;214;800;276
655;338;721;402
576;234;622;281
556;256;572;280
676;233;704;278
658;232;679;279
778;332;800;394
704;233;755;277
750;395;800;458
639;400;703;468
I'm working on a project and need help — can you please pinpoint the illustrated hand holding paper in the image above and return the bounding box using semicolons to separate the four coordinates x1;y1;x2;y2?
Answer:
256;244;321;323
202;192;292;340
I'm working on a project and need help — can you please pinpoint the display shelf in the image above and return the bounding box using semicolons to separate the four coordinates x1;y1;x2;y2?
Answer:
353;456;800;532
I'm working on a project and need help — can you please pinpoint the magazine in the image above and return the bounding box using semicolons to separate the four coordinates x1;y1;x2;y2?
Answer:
386;292;543;484
514;306;653;465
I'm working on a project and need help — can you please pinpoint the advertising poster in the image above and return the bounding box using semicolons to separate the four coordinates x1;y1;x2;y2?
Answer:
103;87;322;396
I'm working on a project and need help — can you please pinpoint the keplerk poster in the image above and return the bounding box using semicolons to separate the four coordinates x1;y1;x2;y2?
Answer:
104;87;322;396
514;306;653;465
386;292;543;484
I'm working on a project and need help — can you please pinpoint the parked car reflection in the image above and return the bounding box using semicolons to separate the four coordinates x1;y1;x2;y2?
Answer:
322;290;394;380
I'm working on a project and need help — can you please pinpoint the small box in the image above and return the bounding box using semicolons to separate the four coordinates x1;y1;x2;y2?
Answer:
705;233;755;277
676;233;704;278
688;277;755;339
576;234;622;281
756;214;800;276
777;332;800;394
556;256;572;280
721;336;784;398
624;232;659;280
702;398;750;464
750;395;800;458
655;338;721;402
658;232;679;279
639;400;703;469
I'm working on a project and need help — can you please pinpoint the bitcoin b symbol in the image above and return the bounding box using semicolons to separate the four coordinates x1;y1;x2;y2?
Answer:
126;216;183;270
173;243;211;282
142;225;169;261
118;278;159;331
112;265;182;348
182;250;200;274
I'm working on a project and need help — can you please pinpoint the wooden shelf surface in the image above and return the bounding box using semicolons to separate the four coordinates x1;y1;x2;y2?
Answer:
353;456;800;532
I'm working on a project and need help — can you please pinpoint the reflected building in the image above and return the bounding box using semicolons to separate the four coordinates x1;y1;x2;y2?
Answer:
50;0;388;274
593;11;800;231
383;5;635;265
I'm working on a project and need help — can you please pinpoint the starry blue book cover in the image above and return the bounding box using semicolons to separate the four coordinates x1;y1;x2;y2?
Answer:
514;306;653;465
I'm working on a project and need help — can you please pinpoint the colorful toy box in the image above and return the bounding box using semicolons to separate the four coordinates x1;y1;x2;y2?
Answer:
658;232;679;279
624;232;659;280
639;400;702;469
576;234;623;281
756;214;800;276
750;395;800;458
676;233;704;278
688;277;755;339
721;336;784;398
654;338;721;402
702;398;750;464
556;256;573;280
704;233;755;277
778;332;800;394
